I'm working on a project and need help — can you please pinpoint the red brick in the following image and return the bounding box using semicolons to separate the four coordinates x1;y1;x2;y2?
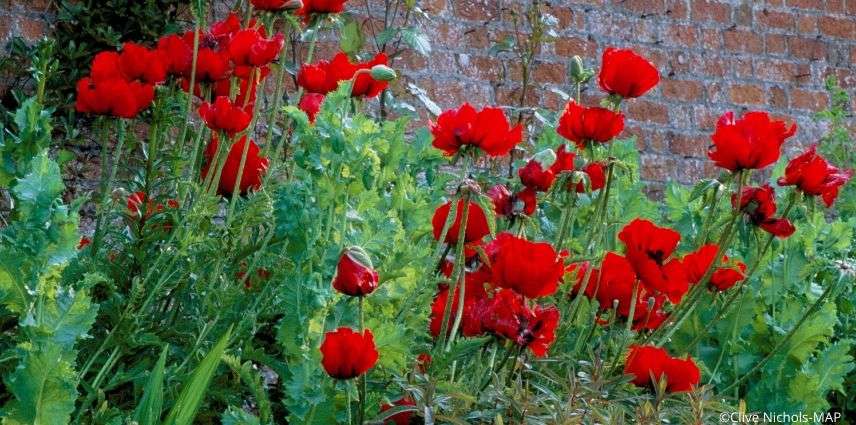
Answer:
705;81;726;103
757;9;795;30
698;28;722;50
554;35;596;57
734;2;753;26
729;83;765;105
18;17;46;41
826;0;846;13
818;16;855;38
669;132;708;157
733;58;754;78
689;54;729;77
786;0;825;9
723;30;764;54
462;56;503;80
620;0;668;15
640;154;676;182
693;106;720;131
795;15;817;33
789;88;829;111
766;34;787;55
665;0;690;19
660;79;704;102
532;61;566;85
691;0;732;23
664;25;697;47
452;0;499;20
626;100;670;124
769;86;788;109
788;37;828;61
421;0;446;12
753;59;811;83
851;46;856;65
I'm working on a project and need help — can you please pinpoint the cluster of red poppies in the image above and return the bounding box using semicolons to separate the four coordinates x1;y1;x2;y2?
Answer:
75;43;163;118
296;52;391;122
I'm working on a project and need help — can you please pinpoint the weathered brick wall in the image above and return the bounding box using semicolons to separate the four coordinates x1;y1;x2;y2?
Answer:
2;0;854;193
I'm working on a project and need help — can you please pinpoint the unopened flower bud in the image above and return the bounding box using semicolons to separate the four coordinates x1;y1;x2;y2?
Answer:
569;56;585;81
370;64;397;81
282;0;303;9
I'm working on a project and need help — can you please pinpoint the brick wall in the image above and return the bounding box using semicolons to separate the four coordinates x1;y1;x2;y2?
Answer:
2;0;854;192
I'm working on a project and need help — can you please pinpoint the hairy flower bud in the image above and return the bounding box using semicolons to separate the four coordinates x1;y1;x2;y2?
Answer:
370;64;397;81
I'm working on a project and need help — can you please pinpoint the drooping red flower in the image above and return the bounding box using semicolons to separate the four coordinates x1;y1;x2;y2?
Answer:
518;158;556;192
681;243;719;285
202;135;270;196
480;289;560;357
486;232;564;298
379;397;418;425
618;219;689;303
431;199;491;245
708;111;797;172
198;96;253;134
576;162;606;193
624;344;669;386
75;77;155;118
777;145;853;207
428;278;488;338
350;53;390;98
157;34;193;77
332;247;379;297
732;185;796;238
710;261;746;292
297;0;350;18
430;103;523;157
320;327;378;380
488;185;536;217
598;47;660;99
77;237;92;250
299;93;325;123
227;28;285;68
557;100;625;149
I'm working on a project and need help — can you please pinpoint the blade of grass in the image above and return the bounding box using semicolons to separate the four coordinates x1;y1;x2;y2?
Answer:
133;345;168;425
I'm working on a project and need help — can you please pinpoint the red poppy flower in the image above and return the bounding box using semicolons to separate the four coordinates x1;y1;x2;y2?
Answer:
299;93;325;123
118;42;167;85
576;162;606;193
319;327;378;380
681;243;718;285
708;111;797;172
777;145;853;207
431;199;491;245
227;28;285;68
297;57;343;94
210;12;245;42
211;67;269;106
598;47;660;99
732;185;796;238
710;261;746;291
157;34;193;77
624;344;668;386
297;0;349;18
557;100;625;149
350;53;389;98
77;237;92;250
618;219;689;303
515;188;538;215
127;191;163;219
380;397;417;425
202;135;270;196
550;144;576;174
430;103;523;157
518;158;556;192
480;289;560;357
486;232;564;298
75;78;155;118
662;356;701;393
488;184;536;217
198;96;253;134
332;247;379;297
428;278;488;338
194;48;233;82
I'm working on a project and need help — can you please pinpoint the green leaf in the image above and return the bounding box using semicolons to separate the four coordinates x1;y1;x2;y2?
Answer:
133;345;168;425
789;340;854;412
221;407;260;425
163;327;232;425
400;27;431;56
28;286;98;350
339;17;364;55
2;343;78;425
12;152;64;224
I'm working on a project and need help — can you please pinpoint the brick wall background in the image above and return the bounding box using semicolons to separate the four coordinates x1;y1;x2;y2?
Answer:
1;0;854;195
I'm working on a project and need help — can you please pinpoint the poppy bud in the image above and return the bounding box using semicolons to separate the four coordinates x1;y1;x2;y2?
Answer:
369;64;397;81
569;55;589;83
332;246;379;297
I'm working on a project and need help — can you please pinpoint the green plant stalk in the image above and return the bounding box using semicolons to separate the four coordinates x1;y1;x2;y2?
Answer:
720;273;846;395
74;346;122;423
225;129;255;225
91;119;128;255
624;280;640;334
358;296;367;425
177;6;203;156
440;192;470;351
263;43;291;154
555;189;578;250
